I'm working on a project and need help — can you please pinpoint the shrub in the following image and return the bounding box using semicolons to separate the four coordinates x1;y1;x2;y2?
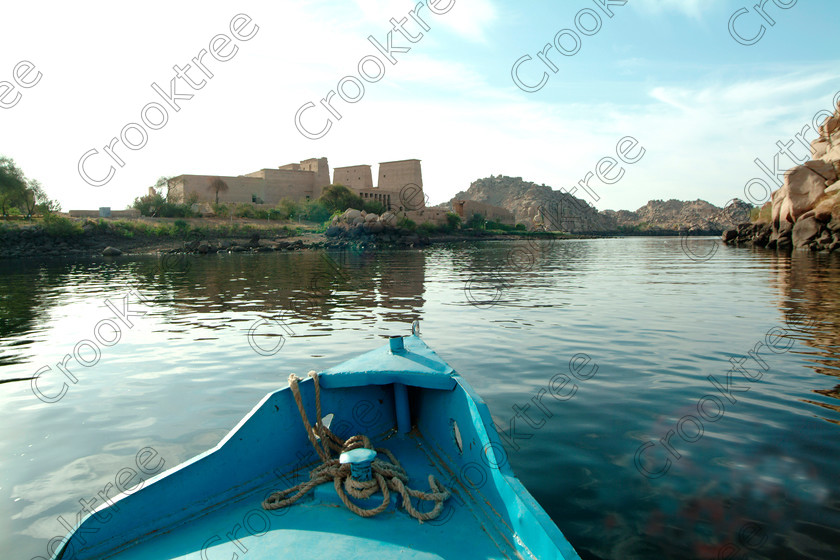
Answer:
212;202;231;218
485;219;515;232
301;200;331;223
235;204;255;218
363;200;385;215
465;213;486;230
397;216;416;231
417;221;437;235
446;212;461;230
42;214;82;237
318;184;364;214
276;198;299;220
132;192;195;218
750;203;772;223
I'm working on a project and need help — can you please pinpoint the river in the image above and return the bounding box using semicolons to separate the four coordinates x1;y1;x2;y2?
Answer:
1;237;838;559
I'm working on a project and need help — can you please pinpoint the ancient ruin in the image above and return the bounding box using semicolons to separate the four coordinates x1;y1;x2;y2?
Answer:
167;158;428;213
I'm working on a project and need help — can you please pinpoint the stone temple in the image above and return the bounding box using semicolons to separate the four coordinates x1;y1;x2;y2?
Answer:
168;158;427;213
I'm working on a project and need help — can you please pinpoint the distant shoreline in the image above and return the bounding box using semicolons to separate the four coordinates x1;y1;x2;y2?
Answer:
0;217;723;260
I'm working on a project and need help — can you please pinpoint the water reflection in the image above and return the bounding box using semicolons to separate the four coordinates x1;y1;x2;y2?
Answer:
767;251;840;421
2;241;840;560
0;249;428;366
0;260;79;369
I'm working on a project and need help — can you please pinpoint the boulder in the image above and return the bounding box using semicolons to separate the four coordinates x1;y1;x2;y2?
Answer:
770;185;788;225
722;228;738;242
363;221;384;234
197;242;211;254
791;216;821;248
343;208;362;222
814;201;833;223
819;109;840;137
325;226;343;238
752;223;771;247
817;229;833;247
778;220;793;237
811;137;830;160
347;225;365;239
825;182;840;195
786;160;837;220
102;246;122;256
352;216;365;225
365;213;378;222
380;212;397;227
828;218;840;232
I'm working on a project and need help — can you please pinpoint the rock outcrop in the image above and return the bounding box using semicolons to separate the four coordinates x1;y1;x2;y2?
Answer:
453;176;617;232
455;175;750;233
602;199;752;233
325;208;423;246
102;246;122;256
723;102;840;252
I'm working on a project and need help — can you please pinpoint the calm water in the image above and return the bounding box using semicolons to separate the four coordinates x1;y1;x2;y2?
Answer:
1;238;839;559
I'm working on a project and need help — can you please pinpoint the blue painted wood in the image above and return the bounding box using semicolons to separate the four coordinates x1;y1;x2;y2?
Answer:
53;334;581;560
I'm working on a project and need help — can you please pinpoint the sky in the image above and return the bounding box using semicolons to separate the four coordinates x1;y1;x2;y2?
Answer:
1;0;838;213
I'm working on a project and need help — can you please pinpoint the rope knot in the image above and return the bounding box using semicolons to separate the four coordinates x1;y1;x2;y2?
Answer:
263;371;450;521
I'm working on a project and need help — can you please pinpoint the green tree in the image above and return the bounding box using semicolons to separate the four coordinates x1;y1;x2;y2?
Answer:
132;192;166;216
302;200;331;222
465;213;486;230
20;179;44;217
363;200;385;215
208;177;229;205
318;184;364;214
276;198;299;220
0;156;27;217
151;176;177;201
446;212;462;230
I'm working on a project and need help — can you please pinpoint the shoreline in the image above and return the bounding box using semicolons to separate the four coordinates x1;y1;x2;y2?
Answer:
0;217;723;260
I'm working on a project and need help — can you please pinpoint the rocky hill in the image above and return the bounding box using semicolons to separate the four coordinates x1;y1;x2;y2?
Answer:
452;175;750;233
603;198;753;233
451;176;616;232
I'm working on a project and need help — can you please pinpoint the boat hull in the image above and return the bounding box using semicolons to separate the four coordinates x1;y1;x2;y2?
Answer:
54;335;580;560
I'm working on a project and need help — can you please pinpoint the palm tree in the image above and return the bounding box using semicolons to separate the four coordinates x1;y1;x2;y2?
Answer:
208;177;229;205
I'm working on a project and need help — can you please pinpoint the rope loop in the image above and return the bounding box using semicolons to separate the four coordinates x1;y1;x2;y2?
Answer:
263;371;449;522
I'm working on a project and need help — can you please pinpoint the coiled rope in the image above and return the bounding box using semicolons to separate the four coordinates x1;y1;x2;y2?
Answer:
262;371;450;522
